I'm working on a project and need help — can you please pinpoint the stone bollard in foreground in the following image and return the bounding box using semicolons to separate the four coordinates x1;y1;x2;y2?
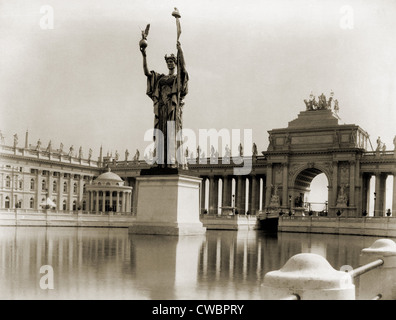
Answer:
358;239;396;300
261;253;355;300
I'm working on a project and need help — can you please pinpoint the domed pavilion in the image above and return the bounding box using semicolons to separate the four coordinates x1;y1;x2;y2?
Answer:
86;168;132;214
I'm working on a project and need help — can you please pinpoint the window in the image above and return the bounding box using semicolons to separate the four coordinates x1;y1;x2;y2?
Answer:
42;179;46;191
5;176;11;188
30;179;35;190
16;200;22;209
62;200;67;210
53;180;57;192
73;200;77;211
63;182;68;193
5;196;10;209
30;198;34;209
19;180;23;189
82;200;86;211
73;183;78;194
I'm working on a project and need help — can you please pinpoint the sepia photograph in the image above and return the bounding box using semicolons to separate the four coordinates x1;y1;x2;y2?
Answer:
0;0;396;306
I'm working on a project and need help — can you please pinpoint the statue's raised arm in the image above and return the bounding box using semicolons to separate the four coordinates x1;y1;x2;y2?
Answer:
139;24;151;77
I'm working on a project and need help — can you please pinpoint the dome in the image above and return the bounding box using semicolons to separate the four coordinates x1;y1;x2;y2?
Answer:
93;170;124;186
96;171;123;182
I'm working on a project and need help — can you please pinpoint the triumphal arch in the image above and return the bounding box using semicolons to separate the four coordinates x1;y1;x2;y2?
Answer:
261;94;395;217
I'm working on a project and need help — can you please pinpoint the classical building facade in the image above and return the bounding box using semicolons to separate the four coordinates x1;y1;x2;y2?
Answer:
1;101;395;217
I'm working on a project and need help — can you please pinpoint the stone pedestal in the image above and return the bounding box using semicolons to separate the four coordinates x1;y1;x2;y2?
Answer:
129;174;206;236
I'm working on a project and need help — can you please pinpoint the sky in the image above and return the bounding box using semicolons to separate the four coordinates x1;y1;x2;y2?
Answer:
1;0;396;159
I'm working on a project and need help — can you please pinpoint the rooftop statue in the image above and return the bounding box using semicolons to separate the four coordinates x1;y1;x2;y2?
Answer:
252;142;258;156
46;140;52;153
36;139;41;151
304;91;338;112
13;134;18;147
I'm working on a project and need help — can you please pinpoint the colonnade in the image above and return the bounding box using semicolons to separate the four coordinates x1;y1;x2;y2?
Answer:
87;189;132;214
199;175;267;215
362;172;396;216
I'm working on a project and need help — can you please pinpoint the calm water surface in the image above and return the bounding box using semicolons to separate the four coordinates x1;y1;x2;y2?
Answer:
0;226;391;300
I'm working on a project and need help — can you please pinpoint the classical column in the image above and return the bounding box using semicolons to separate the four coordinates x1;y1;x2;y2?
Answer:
200;177;206;214
101;191;106;213
250;175;258;215
109;190;113;212
261;176;267;210
57;174;62;211
68;175;73;212
79;176;84;208
208;176;215;215
332;161;338;210
95;191;99;214
48;171;53;203
265;165;272;209
374;173;381;216
90;191;94;213
131;179;137;214
361;174;371;214
35;170;40;210
282;164;288;208
222;175;230;207
240;177;246;214
116;191;120;213
392;173;396;215
121;191;126;213
127;191;132;213
355;160;361;214
379;173;387;216
10;171;15;209
213;177;219;215
236;176;242;212
349;161;356;208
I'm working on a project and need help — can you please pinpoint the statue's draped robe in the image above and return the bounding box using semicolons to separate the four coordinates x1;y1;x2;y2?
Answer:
146;64;188;166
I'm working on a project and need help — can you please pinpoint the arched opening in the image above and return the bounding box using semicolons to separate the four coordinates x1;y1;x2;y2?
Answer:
293;168;329;216
307;173;329;214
